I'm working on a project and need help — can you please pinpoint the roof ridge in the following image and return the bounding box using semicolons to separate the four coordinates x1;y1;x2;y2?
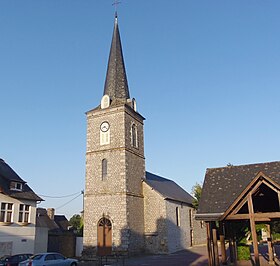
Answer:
206;160;280;171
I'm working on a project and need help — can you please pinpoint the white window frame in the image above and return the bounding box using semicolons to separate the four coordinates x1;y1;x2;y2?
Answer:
10;181;23;191
18;204;30;223
0;202;13;223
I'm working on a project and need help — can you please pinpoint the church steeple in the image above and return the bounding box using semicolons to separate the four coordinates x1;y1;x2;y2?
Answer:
103;13;130;100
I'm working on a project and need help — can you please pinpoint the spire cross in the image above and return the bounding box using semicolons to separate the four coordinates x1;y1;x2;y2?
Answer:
112;0;121;13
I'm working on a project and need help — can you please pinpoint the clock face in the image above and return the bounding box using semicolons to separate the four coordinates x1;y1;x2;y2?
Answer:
100;121;110;132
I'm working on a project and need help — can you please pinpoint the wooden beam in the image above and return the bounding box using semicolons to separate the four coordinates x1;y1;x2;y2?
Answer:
221;172;280;221
267;224;275;265
206;222;213;266
212;228;219;266
218;222;227;265
278;192;280;210
229;238;235;264
231;195;248;215
248;192;260;266
226;212;280;221
220;234;227;265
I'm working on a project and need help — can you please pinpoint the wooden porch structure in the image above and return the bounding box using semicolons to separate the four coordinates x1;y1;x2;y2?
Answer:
196;162;280;265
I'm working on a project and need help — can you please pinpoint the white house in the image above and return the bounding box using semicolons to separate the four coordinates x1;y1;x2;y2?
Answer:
0;159;42;256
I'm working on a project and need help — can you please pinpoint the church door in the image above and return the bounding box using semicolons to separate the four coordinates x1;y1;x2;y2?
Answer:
97;217;112;256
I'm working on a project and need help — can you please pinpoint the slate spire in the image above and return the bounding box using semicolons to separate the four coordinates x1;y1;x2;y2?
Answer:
103;13;130;100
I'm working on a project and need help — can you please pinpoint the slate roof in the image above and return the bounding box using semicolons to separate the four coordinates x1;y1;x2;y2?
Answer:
36;208;59;230
103;14;130;101
145;171;194;205
197;161;280;219
54;215;70;231
0;159;43;201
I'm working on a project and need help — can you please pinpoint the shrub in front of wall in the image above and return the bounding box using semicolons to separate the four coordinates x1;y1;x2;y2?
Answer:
237;244;251;261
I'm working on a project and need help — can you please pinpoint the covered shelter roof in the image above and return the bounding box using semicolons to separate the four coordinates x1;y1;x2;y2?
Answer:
197;161;280;266
196;161;280;221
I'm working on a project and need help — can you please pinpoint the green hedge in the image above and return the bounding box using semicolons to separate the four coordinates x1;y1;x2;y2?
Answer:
237;245;251;261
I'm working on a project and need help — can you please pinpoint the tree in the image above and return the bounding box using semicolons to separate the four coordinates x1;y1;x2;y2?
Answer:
191;182;202;210
69;214;83;236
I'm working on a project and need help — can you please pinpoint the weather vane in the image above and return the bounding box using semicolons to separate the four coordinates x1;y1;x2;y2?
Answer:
112;0;121;14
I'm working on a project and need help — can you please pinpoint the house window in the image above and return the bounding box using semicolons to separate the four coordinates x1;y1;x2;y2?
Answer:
10;182;23;191
0;203;13;223
176;207;180;226
18;204;30;223
131;123;138;148
102;159;107;180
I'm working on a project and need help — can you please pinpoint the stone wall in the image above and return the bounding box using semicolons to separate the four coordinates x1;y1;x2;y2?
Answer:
193;213;207;246
84;103;145;255
143;182;167;254
165;200;193;253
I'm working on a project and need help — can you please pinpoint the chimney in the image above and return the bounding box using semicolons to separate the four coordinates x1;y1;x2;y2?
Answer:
47;208;55;220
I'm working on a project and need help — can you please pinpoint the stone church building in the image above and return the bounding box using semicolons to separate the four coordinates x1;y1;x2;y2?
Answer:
83;14;205;255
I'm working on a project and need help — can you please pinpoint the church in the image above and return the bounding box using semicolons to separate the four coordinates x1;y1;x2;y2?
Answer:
83;14;205;256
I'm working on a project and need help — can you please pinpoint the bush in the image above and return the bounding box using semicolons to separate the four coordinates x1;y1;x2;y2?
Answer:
237;245;251;261
273;233;280;240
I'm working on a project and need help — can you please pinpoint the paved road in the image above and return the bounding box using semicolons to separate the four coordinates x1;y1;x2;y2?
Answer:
79;244;280;266
79;245;208;266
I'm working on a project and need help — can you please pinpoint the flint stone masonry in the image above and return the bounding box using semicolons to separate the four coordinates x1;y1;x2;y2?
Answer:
83;16;206;256
84;101;145;254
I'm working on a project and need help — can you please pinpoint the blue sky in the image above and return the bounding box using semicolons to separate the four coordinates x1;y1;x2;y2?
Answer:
1;1;280;218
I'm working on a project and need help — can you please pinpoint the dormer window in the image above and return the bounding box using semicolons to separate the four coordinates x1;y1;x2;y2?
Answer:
10;182;23;191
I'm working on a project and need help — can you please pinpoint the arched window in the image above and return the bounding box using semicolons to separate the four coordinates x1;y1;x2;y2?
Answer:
131;123;138;148
102;159;107;180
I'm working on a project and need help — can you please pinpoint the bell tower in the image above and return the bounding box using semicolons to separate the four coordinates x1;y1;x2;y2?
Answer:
83;14;145;255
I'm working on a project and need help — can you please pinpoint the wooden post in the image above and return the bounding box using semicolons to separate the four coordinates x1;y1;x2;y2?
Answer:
212;228;219;266
228;237;235;263
233;238;237;263
206;222;214;266
229;238;234;264
220;234;227;264
248;193;260;266
267;224;275;265
219;222;227;264
278;192;280;210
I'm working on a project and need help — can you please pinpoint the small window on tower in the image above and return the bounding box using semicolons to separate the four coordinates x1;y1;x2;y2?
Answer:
131;123;138;148
102;159;107;180
176;207;180;226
